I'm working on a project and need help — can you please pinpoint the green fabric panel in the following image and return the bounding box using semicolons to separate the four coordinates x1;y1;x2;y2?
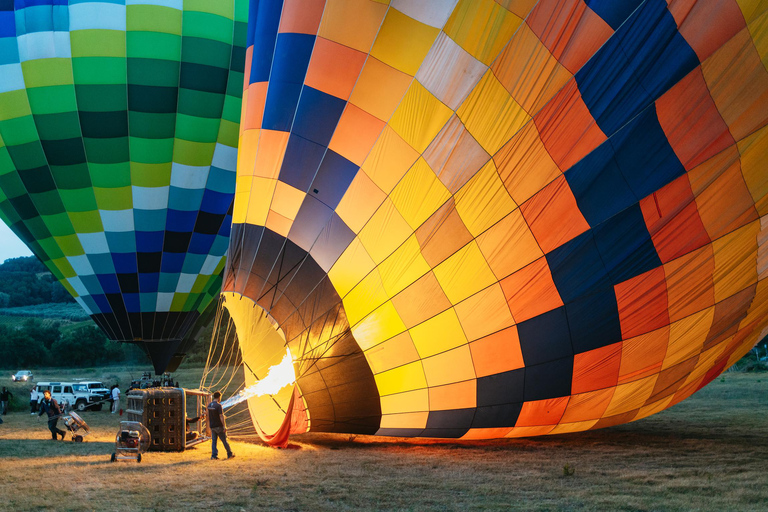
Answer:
24;216;52;240
50;163;92;189
183;12;233;44
70;30;126;58
51;255;77;277
0;90;32;120
126;6;183;35
30;190;64;215
94;186;132;210
175;114;221;143
172;139;215;166
6;141;46;169
59;188;98;212
130;162;171;187
19;167;56;194
72;57;127;85
21;59;74;88
74;84;128;111
44;213;76;237
0;117;40;146
39;238;65;262
43;139;87;166
68;210;103;233
0;172;28;198
32;112;82;141
84;137;130;164
128;112;176;138
0;147;16;176
89;162;130;188
180;62;229;94
181;37;232;67
129;137;175;164
176;89;224;119
26;85;78;115
185;0;234;19
221;93;242;123
217;119;238;147
127;58;180;87
126;32;181;60
225;71;244;99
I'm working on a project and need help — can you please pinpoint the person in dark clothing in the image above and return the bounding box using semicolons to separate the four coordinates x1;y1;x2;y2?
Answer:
206;391;233;460
38;390;65;440
0;387;12;415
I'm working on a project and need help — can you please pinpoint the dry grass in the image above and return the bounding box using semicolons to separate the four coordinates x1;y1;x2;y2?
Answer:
0;371;766;511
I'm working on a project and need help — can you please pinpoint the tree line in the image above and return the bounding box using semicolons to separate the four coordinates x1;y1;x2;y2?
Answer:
0;256;73;307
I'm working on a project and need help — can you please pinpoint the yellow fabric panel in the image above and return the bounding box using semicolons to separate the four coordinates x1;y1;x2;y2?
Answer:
374;360;428;396
232;175;252;224
454;160;517;237
454;283;514;342
663;307;715;369
389;81;454;153
351;300;407;351
236;129;260;177
602;375;659;417
349;57;413;121
379;388;429;414
683;341;729;388
634;396;675;422
329;237;375;298
270;181;305;221
433;240;498;303
379;412;429;429
378;235;431;297
318;0;388;52
476;208;542;280
358;198;413;264
362;126;420;194
747;9;768;69
735;0;768;25
409;308;468;358
390;158;451;230
365;331;420;374
548;420;601;435
457;70;531;155
428;380;477;410
265;210;292;237
443;0;523;65
336;170;387;234
737;123;768;216
244;177;276;227
370;8;440;76
391;271;453;328
343;268;388;326
712;220;759;302
422;344;476;387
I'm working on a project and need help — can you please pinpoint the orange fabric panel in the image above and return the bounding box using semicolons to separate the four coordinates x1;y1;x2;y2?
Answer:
265;210;292;237
317;0;387;52
618;326;669;384
506;425;556;437
690;155;759;241
476;209;543;280
701;27;768;140
648;357;698;402
391;271;452;329
500;257;563;323
422;345;476;387
663;308;713;369
668;0;746;61
252;130;290;179
469;326;524;378
492;23;572;115
560;388;614;423
278;0;325;35
526;0;613;74
494;0;538;17
335;170;387;234
461;427;514;440
242;82;267;131
669;377;704;407
639;175;710;264
515;397;569;427
533;79;607;172
428;380;477;411
243;46;253;92
737;125;768;216
414;199;474;267
571;342;621;395
656;68;735;171
362;126;420;194
422;115;491;194
711;220;760;302
305;38;367;100
349;57;413;122
365;332;421;374
328;104;386;166
520;175;590;253
592;411;639;430
614;267;670;339
704;285;757;350
664;245;716;322
494;121;561;205
455;284;515;342
603;375;659;417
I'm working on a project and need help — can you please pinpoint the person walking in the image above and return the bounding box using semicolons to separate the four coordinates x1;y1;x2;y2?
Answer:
206;391;234;460
111;384;120;413
30;386;39;414
38;390;65;440
0;387;12;415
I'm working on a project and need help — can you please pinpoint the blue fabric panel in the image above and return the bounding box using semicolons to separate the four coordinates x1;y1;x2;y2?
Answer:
0;38;18;64
207;167;236;194
158;272;178;293
135;230;164;253
271;33;314;84
564;142;636;227
279;133;326;191
310;212;355;272
112;252;137;273
422;409;472;438
134;209;167;231
261;80;302;132
139;272;159;293
199;189;232;215
181;253;207;273
139;292;156;312
566;288;622;354
523;357;573;402
188;232;215;255
80;274;102;293
165;209;198;232
0;11;15;38
248;0;283;84
210;234;229;255
217;215;232;237
160;252;185;273
592;204;661;285
471;403;523;429
585;0;643;30
92;294;111;313
287;194;333;251
611;105;685;200
547;231;612;304
106;231;136;253
97;274;121;294
0;1;13;11
123;292;140;313
168;187;204;211
517;306;573;366
309;150;358;209
88;253;115;274
292;86;346;147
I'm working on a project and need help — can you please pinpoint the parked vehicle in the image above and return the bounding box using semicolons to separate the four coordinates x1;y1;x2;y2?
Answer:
35;381;110;411
11;370;33;382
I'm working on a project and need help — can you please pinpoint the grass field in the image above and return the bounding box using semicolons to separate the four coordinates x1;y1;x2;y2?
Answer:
0;369;766;511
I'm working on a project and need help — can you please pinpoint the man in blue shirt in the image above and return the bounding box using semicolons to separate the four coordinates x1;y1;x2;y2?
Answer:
38;390;65;440
207;391;234;460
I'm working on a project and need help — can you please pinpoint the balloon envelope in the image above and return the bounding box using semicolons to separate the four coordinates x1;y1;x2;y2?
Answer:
0;0;248;372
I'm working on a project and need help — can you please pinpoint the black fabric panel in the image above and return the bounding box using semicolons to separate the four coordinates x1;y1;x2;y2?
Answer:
547;232;612;304
137;252;162;273
127;85;179;113
517;307;573;366
476;368;525;406
566;288;622;354
524;357;573;402
471;403;523;429
117;273;140;294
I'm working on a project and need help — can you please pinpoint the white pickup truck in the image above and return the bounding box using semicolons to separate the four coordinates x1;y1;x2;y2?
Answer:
35;381;111;412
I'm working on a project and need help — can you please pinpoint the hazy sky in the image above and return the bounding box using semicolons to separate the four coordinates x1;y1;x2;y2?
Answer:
0;222;33;263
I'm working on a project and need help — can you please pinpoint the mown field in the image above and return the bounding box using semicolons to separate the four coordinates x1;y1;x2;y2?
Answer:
0;368;766;511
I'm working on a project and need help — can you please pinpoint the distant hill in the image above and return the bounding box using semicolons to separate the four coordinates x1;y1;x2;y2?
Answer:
0;255;73;307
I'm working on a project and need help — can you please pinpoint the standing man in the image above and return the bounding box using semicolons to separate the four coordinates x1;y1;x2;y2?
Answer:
30;386;39;414
38;390;65;440
0;387;12;415
111;384;120;414
207;391;234;460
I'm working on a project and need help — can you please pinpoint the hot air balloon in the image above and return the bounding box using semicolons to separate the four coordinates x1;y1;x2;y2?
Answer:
214;0;768;445
0;0;248;372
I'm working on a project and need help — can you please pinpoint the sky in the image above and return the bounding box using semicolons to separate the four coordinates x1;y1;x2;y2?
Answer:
0;222;33;263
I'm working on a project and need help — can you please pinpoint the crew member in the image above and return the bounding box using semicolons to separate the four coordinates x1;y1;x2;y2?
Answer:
38;390;65;440
207;392;234;460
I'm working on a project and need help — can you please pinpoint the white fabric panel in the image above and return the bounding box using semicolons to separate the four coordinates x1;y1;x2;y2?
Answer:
211;142;238;172
392;0;458;28
155;292;174;312
100;209;135;232
175;273;197;293
67;276;89;296
132;186;169;210
415;32;487;110
74;296;93;315
67;255;95;276
0;63;25;93
170;163;209;189
69;3;126;31
199;254;221;275
77;231;110;254
17;31;71;61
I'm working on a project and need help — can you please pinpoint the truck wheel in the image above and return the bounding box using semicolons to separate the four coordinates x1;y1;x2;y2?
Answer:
111;453;116;462
137;453;142;463
75;400;87;412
